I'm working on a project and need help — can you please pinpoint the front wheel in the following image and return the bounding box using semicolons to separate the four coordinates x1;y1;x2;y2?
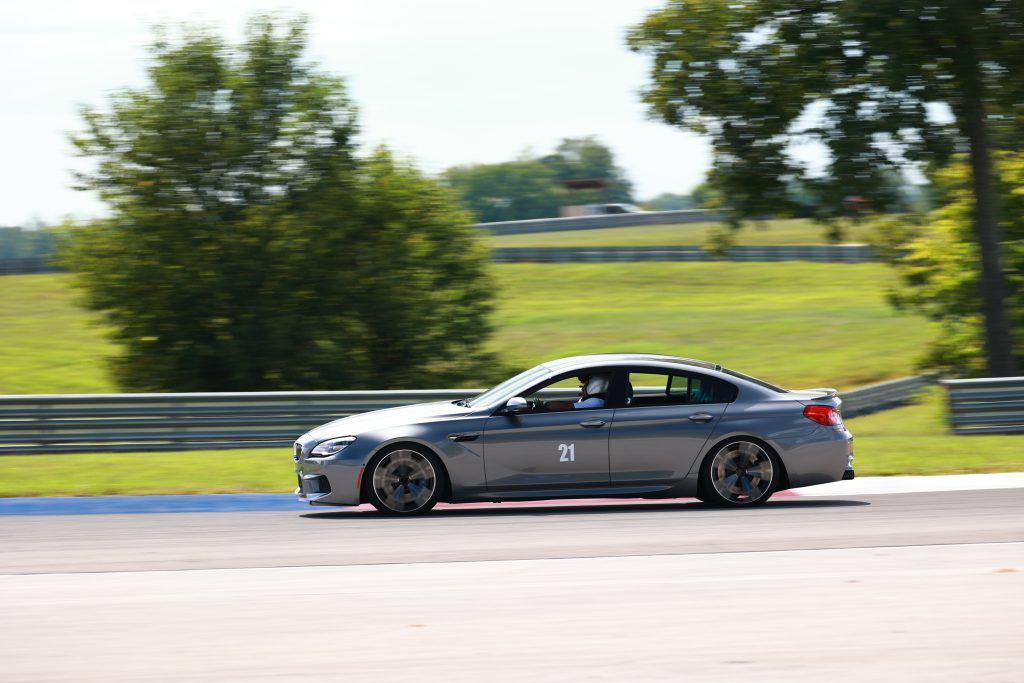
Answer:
698;438;778;507
365;446;445;515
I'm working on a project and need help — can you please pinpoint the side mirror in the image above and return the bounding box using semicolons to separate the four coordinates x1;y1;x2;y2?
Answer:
504;396;529;414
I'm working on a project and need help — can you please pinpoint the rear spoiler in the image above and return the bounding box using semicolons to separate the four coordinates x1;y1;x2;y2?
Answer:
794;388;839;400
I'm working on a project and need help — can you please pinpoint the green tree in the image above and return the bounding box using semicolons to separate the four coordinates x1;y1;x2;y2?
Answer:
880;153;1024;374
687;179;722;210
63;16;493;391
539;137;635;204
444;160;564;222
629;0;1023;375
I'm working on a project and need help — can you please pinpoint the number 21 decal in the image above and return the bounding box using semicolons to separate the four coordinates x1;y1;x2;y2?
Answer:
558;443;575;462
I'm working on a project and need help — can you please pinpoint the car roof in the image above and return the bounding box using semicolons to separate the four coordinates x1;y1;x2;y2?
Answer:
541;353;721;373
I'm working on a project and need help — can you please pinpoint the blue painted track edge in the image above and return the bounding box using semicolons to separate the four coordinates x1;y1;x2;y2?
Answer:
0;493;311;516
3;472;1023;516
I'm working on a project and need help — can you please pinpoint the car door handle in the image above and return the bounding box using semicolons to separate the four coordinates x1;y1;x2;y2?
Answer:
688;412;714;423
579;418;607;428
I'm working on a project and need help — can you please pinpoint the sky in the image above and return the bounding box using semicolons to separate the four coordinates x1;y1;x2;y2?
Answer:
0;0;712;226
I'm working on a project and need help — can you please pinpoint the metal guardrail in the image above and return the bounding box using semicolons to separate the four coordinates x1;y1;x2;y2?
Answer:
839;374;938;418
494;245;877;263
941;376;1024;434
0;244;878;276
0;390;473;455
0;257;61;275
477;209;728;235
0;375;934;455
0;245;878;275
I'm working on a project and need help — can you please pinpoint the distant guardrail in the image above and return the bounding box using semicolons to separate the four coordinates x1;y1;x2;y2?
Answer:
0;244;879;275
839;374;938;417
0;257;61;275
476;209;728;235
494;244;877;263
0;375;933;455
942;376;1024;434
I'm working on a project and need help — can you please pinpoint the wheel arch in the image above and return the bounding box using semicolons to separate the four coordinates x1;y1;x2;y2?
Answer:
360;439;454;504
697;434;791;497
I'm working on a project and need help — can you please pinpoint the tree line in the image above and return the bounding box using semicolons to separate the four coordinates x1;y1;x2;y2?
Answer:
62;17;495;391
443;137;634;223
56;4;1024;391
629;0;1023;376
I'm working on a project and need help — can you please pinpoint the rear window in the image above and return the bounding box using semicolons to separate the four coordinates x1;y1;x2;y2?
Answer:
721;368;786;393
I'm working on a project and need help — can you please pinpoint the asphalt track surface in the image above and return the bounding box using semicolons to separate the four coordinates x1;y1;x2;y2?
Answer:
2;489;1023;681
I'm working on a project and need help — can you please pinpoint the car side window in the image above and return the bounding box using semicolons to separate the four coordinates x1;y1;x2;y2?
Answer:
667;375;689;400
521;371;611;411
625;370;737;407
524;376;578;402
687;374;738;404
627;372;686;407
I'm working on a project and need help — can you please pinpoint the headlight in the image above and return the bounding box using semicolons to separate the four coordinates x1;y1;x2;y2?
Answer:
310;437;356;458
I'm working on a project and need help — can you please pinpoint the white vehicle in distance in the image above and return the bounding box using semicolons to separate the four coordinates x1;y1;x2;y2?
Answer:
561;203;646;217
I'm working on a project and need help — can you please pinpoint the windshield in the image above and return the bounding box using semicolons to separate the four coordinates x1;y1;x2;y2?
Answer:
465;364;550;408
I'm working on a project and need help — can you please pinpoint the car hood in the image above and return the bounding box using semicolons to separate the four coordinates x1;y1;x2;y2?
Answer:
305;400;471;440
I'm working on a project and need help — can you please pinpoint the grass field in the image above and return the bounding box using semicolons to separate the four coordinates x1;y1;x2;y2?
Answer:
489;218;878;248
2;237;1012;500
0;264;931;394
487;262;932;390
0;390;1018;498
0;274;118;394
0;449;288;497
840;389;1024;476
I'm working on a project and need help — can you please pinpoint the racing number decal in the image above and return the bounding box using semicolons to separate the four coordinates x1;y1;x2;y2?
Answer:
558;443;575;462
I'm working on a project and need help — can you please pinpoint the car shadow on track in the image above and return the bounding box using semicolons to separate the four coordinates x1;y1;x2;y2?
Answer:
299;497;870;520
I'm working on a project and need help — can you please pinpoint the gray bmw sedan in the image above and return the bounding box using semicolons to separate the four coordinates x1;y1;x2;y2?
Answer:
294;354;854;514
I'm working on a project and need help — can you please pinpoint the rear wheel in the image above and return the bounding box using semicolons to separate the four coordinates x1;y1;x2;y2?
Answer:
365;446;445;515
698;438;778;507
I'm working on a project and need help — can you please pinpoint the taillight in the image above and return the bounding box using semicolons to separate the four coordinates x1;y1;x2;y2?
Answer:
803;404;842;427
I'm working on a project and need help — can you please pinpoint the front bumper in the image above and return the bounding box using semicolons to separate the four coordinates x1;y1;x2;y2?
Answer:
293;438;364;506
295;472;332;499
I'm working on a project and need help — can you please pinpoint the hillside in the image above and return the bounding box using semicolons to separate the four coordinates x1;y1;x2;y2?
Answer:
0;263;932;394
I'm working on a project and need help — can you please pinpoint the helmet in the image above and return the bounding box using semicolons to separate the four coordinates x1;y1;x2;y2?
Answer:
583;373;610;396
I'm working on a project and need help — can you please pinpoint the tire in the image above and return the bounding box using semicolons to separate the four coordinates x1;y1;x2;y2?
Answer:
698;437;779;508
364;445;445;516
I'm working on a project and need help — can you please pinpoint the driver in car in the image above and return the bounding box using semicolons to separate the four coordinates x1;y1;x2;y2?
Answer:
540;373;609;411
